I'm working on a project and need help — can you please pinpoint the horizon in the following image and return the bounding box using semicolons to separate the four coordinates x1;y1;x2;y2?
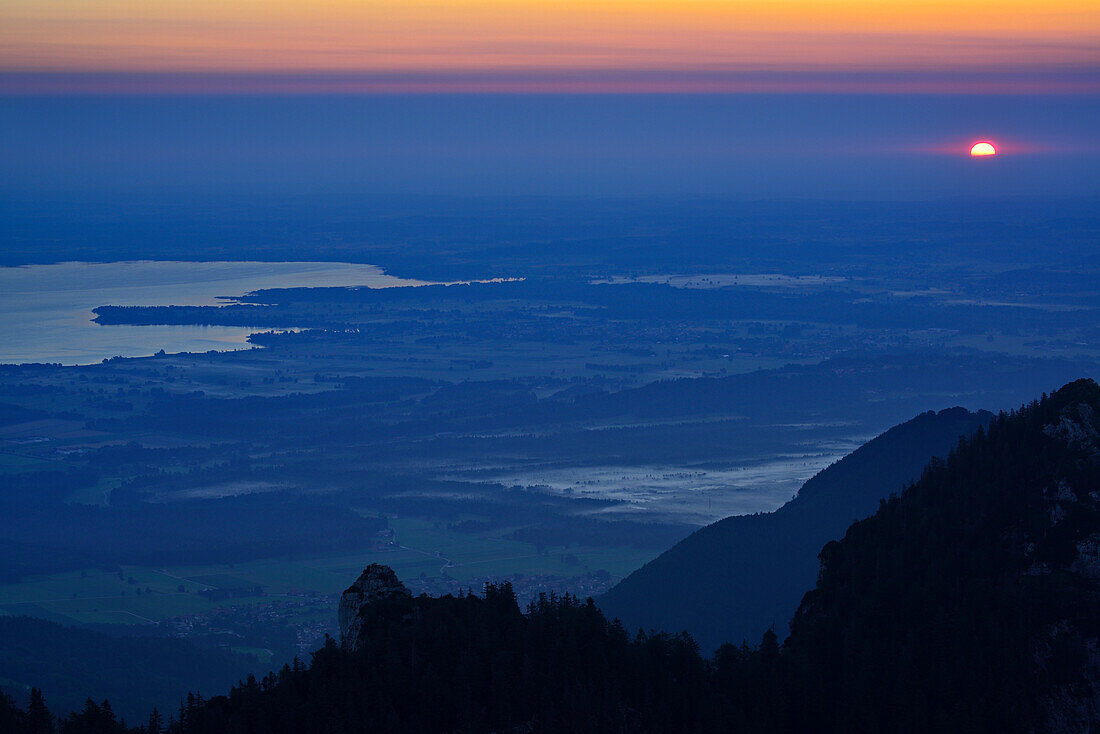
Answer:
5;0;1096;201
4;92;1098;200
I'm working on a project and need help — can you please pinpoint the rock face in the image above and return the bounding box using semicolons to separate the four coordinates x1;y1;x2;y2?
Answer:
338;564;412;650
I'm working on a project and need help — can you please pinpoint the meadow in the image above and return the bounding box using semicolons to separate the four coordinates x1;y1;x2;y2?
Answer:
0;518;657;627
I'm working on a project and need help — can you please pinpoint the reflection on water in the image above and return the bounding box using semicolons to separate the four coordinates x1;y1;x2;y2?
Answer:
0;261;430;365
447;439;867;524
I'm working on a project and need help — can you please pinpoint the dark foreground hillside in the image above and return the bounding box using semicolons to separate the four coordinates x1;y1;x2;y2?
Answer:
600;405;993;651
4;379;1099;733
783;377;1100;732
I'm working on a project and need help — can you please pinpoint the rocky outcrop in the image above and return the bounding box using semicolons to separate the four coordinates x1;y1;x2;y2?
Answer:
338;564;412;650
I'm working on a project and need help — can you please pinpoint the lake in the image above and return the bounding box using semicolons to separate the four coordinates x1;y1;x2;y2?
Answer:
0;261;431;365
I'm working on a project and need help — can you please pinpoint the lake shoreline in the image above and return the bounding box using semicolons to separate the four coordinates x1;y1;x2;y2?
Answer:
0;260;431;366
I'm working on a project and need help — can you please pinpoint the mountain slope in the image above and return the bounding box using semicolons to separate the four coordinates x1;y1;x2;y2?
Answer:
599;406;993;651
782;377;1100;731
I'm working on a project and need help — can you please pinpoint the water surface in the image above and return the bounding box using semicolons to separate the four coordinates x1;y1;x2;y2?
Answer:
0;261;428;365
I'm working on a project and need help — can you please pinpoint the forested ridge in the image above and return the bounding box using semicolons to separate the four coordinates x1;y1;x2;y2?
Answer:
781;377;1100;731
600;405;993;650
4;379;1098;733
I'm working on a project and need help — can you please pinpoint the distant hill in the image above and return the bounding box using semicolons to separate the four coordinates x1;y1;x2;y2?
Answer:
0;616;253;722
599;406;993;652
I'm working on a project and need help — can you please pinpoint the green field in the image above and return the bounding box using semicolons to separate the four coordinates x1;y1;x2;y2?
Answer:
0;518;657;627
231;646;276;666
0;452;55;471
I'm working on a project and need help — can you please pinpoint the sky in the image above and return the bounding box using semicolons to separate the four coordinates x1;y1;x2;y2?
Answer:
3;93;1097;200
2;0;1098;93
1;2;1097;200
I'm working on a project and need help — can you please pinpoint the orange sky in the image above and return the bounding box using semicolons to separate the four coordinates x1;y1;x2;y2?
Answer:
2;0;1098;90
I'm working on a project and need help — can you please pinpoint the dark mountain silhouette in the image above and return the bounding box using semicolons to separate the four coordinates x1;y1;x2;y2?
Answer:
780;377;1100;731
599;406;993;651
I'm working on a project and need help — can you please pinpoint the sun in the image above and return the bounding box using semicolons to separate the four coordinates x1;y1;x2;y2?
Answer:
970;141;997;157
